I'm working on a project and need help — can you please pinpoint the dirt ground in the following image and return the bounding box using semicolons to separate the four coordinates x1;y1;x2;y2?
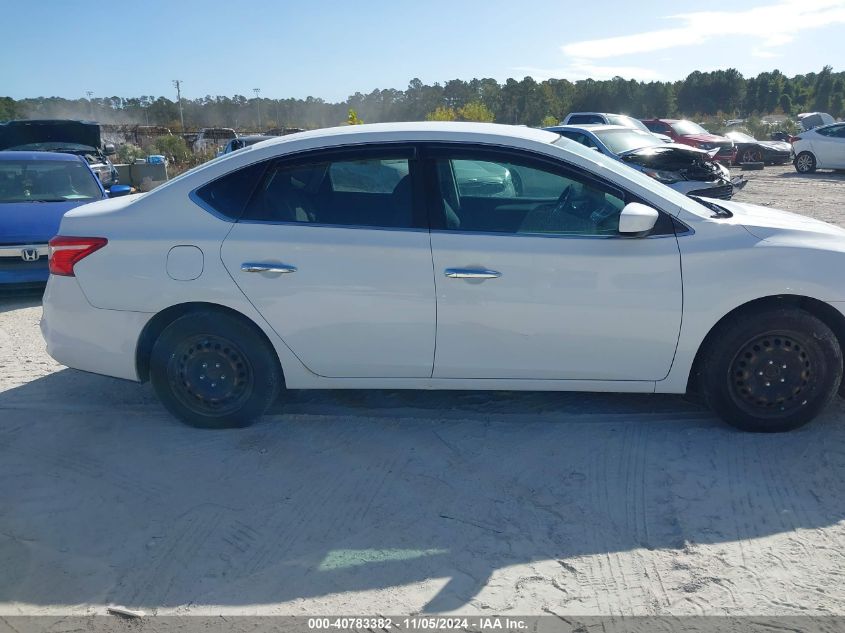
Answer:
2;164;845;617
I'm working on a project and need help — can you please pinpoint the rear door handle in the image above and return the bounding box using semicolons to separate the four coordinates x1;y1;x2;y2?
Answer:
444;268;501;279
241;262;297;274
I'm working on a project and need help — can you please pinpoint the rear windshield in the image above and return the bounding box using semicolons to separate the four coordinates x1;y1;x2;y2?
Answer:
606;115;649;132
670;120;708;135
594;129;659;154
0;159;101;203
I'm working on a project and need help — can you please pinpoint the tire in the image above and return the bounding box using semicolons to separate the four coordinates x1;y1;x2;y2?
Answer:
701;307;842;432
740;147;763;163
795;151;817;173
150;311;282;429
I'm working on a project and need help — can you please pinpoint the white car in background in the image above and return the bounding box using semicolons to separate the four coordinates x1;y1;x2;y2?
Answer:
793;122;845;173
41;122;845;433
562;112;673;143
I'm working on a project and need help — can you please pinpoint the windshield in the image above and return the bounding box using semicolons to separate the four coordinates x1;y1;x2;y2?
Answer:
0;159;102;203
594;129;660;154
606;115;649;132
670;120;709;135
6;142;98;153
726;131;755;142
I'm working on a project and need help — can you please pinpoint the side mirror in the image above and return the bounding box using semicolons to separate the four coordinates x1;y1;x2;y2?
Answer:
618;202;659;235
104;143;116;156
108;185;132;198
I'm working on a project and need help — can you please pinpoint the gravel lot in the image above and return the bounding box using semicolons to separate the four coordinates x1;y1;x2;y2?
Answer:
2;164;845;617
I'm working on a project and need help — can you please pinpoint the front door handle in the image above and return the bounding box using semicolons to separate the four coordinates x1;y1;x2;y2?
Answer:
241;262;297;274
444;268;502;279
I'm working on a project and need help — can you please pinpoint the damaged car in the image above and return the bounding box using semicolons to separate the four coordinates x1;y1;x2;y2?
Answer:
0;120;120;189
547;124;746;200
641;118;736;164
724;130;792;165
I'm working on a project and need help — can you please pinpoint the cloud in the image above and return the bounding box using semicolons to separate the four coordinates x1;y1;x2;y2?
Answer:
561;0;845;60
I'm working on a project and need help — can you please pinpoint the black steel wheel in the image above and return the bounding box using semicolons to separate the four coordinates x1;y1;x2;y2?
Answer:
730;333;818;417
150;311;282;428
701;307;842;432
166;333;254;417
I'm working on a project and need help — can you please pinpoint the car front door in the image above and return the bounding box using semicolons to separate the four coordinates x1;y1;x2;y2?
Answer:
218;146;436;378
424;145;683;381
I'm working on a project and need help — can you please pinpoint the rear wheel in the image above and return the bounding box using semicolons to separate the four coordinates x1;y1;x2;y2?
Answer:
740;147;763;163
795;151;817;173
150;311;281;428
701;308;842;432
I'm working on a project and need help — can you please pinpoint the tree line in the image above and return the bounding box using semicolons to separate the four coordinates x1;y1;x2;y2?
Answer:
1;66;841;132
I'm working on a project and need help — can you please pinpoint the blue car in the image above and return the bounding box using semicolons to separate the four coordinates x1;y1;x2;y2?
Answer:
0;151;108;286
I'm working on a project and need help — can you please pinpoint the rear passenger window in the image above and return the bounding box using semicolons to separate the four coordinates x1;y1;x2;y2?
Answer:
568;114;601;124
194;161;266;220
242;156;414;228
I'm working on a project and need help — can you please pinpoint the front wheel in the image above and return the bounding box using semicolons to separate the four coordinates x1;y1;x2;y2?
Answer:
701;308;842;432
794;151;817;173
150;311;282;429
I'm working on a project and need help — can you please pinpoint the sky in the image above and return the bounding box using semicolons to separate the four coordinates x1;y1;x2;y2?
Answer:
1;0;843;102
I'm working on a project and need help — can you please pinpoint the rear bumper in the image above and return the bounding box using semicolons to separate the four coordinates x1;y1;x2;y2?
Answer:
40;275;152;381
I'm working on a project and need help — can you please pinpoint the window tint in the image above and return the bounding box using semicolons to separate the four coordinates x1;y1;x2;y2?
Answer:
818;125;845;137
193;161;266;220
328;158;409;193
242;156;414;228
435;156;627;236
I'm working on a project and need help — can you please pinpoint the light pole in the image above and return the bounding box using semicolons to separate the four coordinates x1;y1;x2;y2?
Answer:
85;91;93;118
173;80;185;132
253;88;261;130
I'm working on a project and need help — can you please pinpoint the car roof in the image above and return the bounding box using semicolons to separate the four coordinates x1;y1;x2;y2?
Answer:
248;122;559;149
641;118;678;123
0;150;85;161
549;124;640;133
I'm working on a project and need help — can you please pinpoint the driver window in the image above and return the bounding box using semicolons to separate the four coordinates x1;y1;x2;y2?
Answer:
435;156;625;236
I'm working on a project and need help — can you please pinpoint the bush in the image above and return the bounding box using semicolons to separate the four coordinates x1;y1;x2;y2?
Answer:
116;143;146;164
153;135;191;163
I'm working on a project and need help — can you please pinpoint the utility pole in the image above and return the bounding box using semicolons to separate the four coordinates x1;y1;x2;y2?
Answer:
253;88;261;130
85;91;93;118
172;80;185;132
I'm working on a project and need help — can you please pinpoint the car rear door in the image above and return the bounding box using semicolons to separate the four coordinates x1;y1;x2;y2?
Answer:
218;146;437;378
813;125;845;168
423;144;683;381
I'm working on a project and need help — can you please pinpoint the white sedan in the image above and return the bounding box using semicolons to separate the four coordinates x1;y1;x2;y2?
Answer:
793;122;845;172
41;122;845;432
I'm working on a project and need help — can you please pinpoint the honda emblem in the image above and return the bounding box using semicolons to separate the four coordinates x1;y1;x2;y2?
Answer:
21;248;39;262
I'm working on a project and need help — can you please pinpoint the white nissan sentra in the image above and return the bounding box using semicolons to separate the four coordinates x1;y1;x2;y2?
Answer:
41;122;845;432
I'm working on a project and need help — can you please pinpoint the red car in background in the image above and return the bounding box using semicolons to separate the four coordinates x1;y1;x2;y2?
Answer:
641;118;737;164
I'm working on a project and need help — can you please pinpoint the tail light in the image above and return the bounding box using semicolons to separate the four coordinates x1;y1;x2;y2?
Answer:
48;236;108;276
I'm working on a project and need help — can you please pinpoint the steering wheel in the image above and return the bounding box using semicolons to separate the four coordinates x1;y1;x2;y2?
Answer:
550;184;573;219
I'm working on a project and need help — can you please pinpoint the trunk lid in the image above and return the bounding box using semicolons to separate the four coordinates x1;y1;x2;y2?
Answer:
0;120;102;151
